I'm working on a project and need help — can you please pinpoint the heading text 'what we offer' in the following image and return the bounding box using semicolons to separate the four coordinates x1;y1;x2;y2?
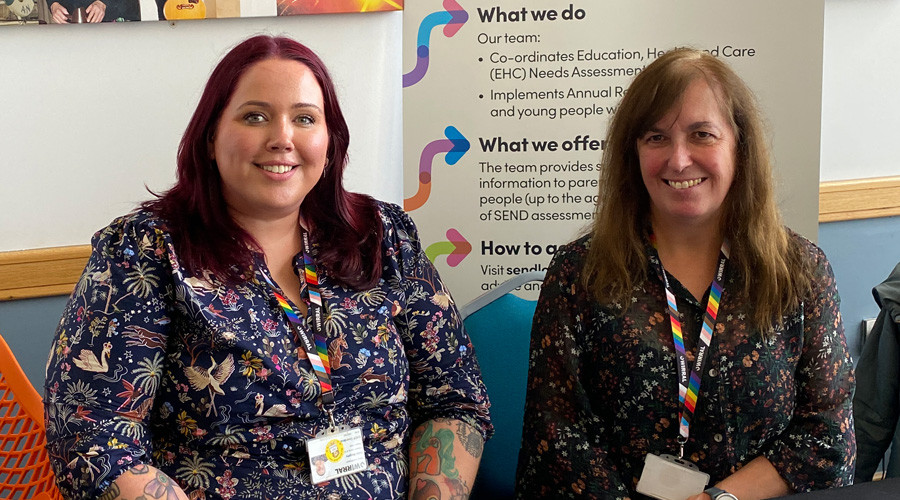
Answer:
479;135;605;153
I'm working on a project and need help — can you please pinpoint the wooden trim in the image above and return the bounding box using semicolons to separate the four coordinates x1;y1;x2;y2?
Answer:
819;176;900;222
1;177;898;301
0;245;91;301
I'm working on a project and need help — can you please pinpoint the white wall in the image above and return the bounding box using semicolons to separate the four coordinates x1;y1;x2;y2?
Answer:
822;0;900;182
0;13;402;252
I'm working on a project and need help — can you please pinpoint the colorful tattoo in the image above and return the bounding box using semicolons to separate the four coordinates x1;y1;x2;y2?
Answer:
101;465;179;500
411;477;442;500
144;470;181;500
412;421;459;478
443;476;470;500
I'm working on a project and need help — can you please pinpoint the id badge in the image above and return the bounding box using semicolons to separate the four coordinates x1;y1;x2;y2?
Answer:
635;453;709;500
307;425;368;485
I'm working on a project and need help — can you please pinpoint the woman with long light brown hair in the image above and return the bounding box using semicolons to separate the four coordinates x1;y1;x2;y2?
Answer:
515;48;854;500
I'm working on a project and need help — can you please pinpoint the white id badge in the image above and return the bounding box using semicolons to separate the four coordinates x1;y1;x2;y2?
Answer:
307;426;368;485
635;453;709;500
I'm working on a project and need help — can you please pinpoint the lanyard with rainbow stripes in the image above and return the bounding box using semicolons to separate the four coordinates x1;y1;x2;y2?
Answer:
263;230;334;407
658;238;730;458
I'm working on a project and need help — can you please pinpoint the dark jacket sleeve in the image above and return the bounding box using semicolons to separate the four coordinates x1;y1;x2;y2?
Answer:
854;263;900;481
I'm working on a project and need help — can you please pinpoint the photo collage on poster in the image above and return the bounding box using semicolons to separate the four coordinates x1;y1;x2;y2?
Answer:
0;0;400;25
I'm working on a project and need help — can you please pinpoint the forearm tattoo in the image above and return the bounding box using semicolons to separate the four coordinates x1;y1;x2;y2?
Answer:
411;477;442;500
98;484;121;500
98;465;182;500
409;420;480;499
410;476;471;500
143;470;180;500
413;421;459;478
455;421;484;459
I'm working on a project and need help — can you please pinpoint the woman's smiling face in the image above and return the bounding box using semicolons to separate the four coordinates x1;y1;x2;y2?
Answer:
637;78;737;229
211;57;329;223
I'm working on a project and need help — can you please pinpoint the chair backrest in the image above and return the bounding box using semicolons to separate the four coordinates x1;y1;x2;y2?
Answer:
0;333;62;500
461;271;545;499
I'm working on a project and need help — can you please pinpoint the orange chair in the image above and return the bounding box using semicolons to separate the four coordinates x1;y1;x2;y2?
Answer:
0;333;63;500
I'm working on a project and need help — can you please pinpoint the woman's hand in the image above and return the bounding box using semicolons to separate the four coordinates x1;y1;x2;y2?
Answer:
49;2;68;23
85;0;106;22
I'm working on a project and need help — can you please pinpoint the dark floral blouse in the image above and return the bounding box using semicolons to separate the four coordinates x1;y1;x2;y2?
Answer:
515;232;855;499
44;201;492;500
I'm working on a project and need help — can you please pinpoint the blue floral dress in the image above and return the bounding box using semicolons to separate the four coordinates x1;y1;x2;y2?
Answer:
515;232;855;499
44;201;492;500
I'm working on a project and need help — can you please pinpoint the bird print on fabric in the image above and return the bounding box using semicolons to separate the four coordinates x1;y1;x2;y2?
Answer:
72;342;112;373
183;354;235;416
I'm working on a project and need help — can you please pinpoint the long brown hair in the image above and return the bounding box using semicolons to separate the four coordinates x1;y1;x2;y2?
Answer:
583;48;812;331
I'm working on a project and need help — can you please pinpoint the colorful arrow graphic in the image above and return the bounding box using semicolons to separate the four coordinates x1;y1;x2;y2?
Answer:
405;126;470;212
425;228;471;267
403;0;468;88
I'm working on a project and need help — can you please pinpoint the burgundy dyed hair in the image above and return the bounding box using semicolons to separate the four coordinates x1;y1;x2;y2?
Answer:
143;35;382;288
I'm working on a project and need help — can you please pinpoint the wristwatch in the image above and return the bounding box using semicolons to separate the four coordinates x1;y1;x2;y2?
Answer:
704;487;739;500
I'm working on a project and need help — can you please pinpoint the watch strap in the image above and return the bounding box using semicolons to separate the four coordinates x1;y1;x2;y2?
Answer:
704;486;738;500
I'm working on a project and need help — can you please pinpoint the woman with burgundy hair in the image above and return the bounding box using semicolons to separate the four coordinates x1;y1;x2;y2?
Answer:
45;35;491;500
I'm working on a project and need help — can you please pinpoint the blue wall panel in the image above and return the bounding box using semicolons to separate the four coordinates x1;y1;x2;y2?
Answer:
0;295;68;390
818;215;900;362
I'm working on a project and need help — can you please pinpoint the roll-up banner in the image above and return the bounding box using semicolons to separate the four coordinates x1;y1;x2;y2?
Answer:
403;0;824;304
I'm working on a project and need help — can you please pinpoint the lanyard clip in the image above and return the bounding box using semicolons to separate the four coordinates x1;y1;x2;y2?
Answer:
326;407;337;432
677;435;687;459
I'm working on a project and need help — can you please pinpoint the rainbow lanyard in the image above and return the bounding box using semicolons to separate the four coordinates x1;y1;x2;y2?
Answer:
264;230;334;407
655;237;730;458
